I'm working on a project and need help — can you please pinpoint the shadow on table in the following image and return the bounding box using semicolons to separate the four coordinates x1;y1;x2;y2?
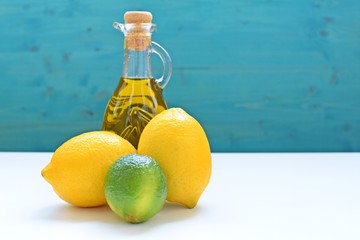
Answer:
38;201;201;234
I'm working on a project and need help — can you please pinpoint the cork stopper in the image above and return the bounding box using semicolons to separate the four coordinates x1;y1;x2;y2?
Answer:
124;11;152;24
123;11;153;51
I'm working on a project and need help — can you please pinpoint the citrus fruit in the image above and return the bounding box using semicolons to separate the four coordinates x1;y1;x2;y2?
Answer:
41;131;136;207
104;153;167;223
138;108;212;208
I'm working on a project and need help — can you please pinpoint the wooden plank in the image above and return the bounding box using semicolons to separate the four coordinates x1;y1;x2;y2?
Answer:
0;0;359;151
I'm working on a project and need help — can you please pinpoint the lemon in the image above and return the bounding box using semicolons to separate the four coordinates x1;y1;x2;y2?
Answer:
41;131;136;207
138;108;212;208
104;154;167;223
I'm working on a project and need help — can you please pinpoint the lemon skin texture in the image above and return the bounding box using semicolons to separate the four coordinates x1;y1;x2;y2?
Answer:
41;131;136;207
138;108;212;208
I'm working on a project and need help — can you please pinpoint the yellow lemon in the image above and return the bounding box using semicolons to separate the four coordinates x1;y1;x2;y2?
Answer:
41;131;136;207
138;108;212;208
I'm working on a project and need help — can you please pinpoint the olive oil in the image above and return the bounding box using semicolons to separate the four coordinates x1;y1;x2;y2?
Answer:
102;77;167;148
103;11;172;148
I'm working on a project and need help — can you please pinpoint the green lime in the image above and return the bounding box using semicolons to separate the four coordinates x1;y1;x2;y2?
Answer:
104;153;167;223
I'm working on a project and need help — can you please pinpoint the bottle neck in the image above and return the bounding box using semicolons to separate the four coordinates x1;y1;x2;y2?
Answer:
122;48;152;79
121;34;153;79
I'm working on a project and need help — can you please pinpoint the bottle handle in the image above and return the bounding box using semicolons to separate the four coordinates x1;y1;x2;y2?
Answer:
151;41;172;89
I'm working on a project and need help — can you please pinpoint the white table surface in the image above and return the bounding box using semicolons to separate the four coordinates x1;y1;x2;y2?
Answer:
0;152;359;240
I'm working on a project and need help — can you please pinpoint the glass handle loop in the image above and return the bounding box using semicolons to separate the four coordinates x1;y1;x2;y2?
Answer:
151;41;172;89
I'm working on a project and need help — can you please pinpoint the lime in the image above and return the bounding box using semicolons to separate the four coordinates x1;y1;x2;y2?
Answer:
104;153;167;223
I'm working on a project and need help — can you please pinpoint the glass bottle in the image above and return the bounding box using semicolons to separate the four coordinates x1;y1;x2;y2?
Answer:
102;11;172;148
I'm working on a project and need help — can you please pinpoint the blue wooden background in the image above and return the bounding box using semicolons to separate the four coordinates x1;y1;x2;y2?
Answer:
1;0;359;152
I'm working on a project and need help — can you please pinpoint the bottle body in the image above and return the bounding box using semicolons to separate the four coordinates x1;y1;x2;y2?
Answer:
102;77;167;148
102;13;172;148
